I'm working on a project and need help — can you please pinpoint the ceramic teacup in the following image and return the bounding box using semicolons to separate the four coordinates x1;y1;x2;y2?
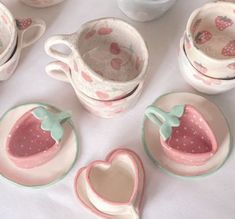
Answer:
145;104;218;166
179;36;235;95
117;0;177;22
20;0;65;8
0;3;18;65
45;18;149;101
46;61;144;118
0;18;46;81
185;2;235;79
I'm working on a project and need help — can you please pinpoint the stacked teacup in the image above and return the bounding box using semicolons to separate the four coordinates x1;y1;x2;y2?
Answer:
179;1;235;95
45;18;149;118
0;2;46;81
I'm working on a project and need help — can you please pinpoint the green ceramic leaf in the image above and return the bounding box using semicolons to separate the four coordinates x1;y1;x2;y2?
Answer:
33;107;48;120
170;105;185;118
160;123;172;141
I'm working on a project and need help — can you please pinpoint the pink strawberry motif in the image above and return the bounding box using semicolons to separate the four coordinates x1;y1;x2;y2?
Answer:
222;40;235;56
85;29;96;40
194;74;221;86
111;58;122;70
145;105;218;166
81;71;93;82
110;42;121;55
194;31;212;44
215;16;233;31
6;107;70;169
16;18;32;30
227;63;235;70
96;91;109;100
191;19;202;33
98;27;113;35
193;62;208;74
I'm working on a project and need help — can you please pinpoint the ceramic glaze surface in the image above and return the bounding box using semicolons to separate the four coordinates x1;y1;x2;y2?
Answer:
20;0;65;8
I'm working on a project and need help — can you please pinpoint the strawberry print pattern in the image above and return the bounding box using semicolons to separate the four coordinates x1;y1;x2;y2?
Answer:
215;16;233;31
110;42;121;55
193;62;208;74
227;63;235;70
195;31;212;45
98;27;113;35
111;58;122;70
194;74;221;86
81;71;93;82
222;40;235;56
96;91;109;100
16;18;32;30
85;29;96;40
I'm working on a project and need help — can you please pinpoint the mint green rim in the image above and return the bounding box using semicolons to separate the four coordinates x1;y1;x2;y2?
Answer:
0;102;80;188
142;92;233;179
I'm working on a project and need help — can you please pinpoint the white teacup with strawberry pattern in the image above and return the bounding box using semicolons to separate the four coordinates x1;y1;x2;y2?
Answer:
20;0;65;8
0;18;46;81
145;104;218;166
184;2;235;79
45;18;149;101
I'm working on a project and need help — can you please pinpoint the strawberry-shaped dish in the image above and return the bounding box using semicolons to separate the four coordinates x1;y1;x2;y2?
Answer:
143;92;231;177
6;107;71;169
0;103;78;187
145;104;218;166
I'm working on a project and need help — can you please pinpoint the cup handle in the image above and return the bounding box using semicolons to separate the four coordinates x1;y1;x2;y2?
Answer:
45;61;71;83
16;18;46;49
44;33;77;64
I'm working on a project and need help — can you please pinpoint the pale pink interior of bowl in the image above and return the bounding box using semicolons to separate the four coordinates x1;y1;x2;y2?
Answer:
78;19;147;82
89;156;135;203
191;4;235;59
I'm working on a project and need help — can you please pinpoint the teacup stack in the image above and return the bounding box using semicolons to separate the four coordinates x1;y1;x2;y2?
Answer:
0;2;46;81
45;18;149;118
179;2;235;94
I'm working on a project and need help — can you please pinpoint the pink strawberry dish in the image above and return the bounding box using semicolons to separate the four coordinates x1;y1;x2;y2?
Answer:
145;104;218;166
6;106;71;169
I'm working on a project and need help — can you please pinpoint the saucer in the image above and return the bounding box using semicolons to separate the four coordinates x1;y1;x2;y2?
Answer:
74;149;145;219
0;103;79;187
143;92;231;178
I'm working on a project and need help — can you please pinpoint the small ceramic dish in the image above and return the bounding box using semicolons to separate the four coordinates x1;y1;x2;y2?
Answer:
0;103;79;187
20;0;65;8
0;18;46;81
179;36;235;95
145;104;218;166
74;148;145;219
117;0;177;22
185;2;235;79
45;17;149;101
46;61;144;118
0;3;18;65
143;92;231;177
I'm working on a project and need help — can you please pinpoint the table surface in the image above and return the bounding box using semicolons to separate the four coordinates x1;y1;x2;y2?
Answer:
0;0;235;219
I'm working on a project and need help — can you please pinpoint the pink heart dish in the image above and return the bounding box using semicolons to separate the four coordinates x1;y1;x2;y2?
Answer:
145;104;218;166
0;103;79;187
74;148;145;219
143;92;231;177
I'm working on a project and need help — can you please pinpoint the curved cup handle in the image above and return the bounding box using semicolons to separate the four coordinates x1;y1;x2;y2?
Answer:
45;61;71;83
44;33;77;64
16;18;46;49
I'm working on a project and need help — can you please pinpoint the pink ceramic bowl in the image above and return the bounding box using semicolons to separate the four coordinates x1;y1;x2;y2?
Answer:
145;104;218;166
185;2;235;79
20;0;65;8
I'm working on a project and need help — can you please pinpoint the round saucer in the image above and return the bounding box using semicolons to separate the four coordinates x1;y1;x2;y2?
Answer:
0;103;79;187
143;92;231;178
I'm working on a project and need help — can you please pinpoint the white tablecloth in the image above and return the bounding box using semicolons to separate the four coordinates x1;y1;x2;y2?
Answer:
0;0;235;218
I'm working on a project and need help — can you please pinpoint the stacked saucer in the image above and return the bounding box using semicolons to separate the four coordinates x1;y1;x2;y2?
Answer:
179;2;235;94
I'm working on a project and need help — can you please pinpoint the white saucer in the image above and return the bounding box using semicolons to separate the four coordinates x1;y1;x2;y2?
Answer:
0;103;79;187
143;92;231;178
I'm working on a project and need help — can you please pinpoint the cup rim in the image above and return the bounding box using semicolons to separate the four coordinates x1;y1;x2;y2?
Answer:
185;1;235;63
0;2;17;62
74;17;149;86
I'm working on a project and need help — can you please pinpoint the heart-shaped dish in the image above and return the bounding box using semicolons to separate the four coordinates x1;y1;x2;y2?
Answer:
74;148;145;219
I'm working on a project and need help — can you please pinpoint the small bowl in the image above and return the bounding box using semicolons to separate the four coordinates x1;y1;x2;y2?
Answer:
74;148;145;219
0;3;17;65
185;2;235;79
45;18;149;101
179;37;235;95
20;0;65;8
46;61;144;118
145;104;218;166
117;0;177;22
